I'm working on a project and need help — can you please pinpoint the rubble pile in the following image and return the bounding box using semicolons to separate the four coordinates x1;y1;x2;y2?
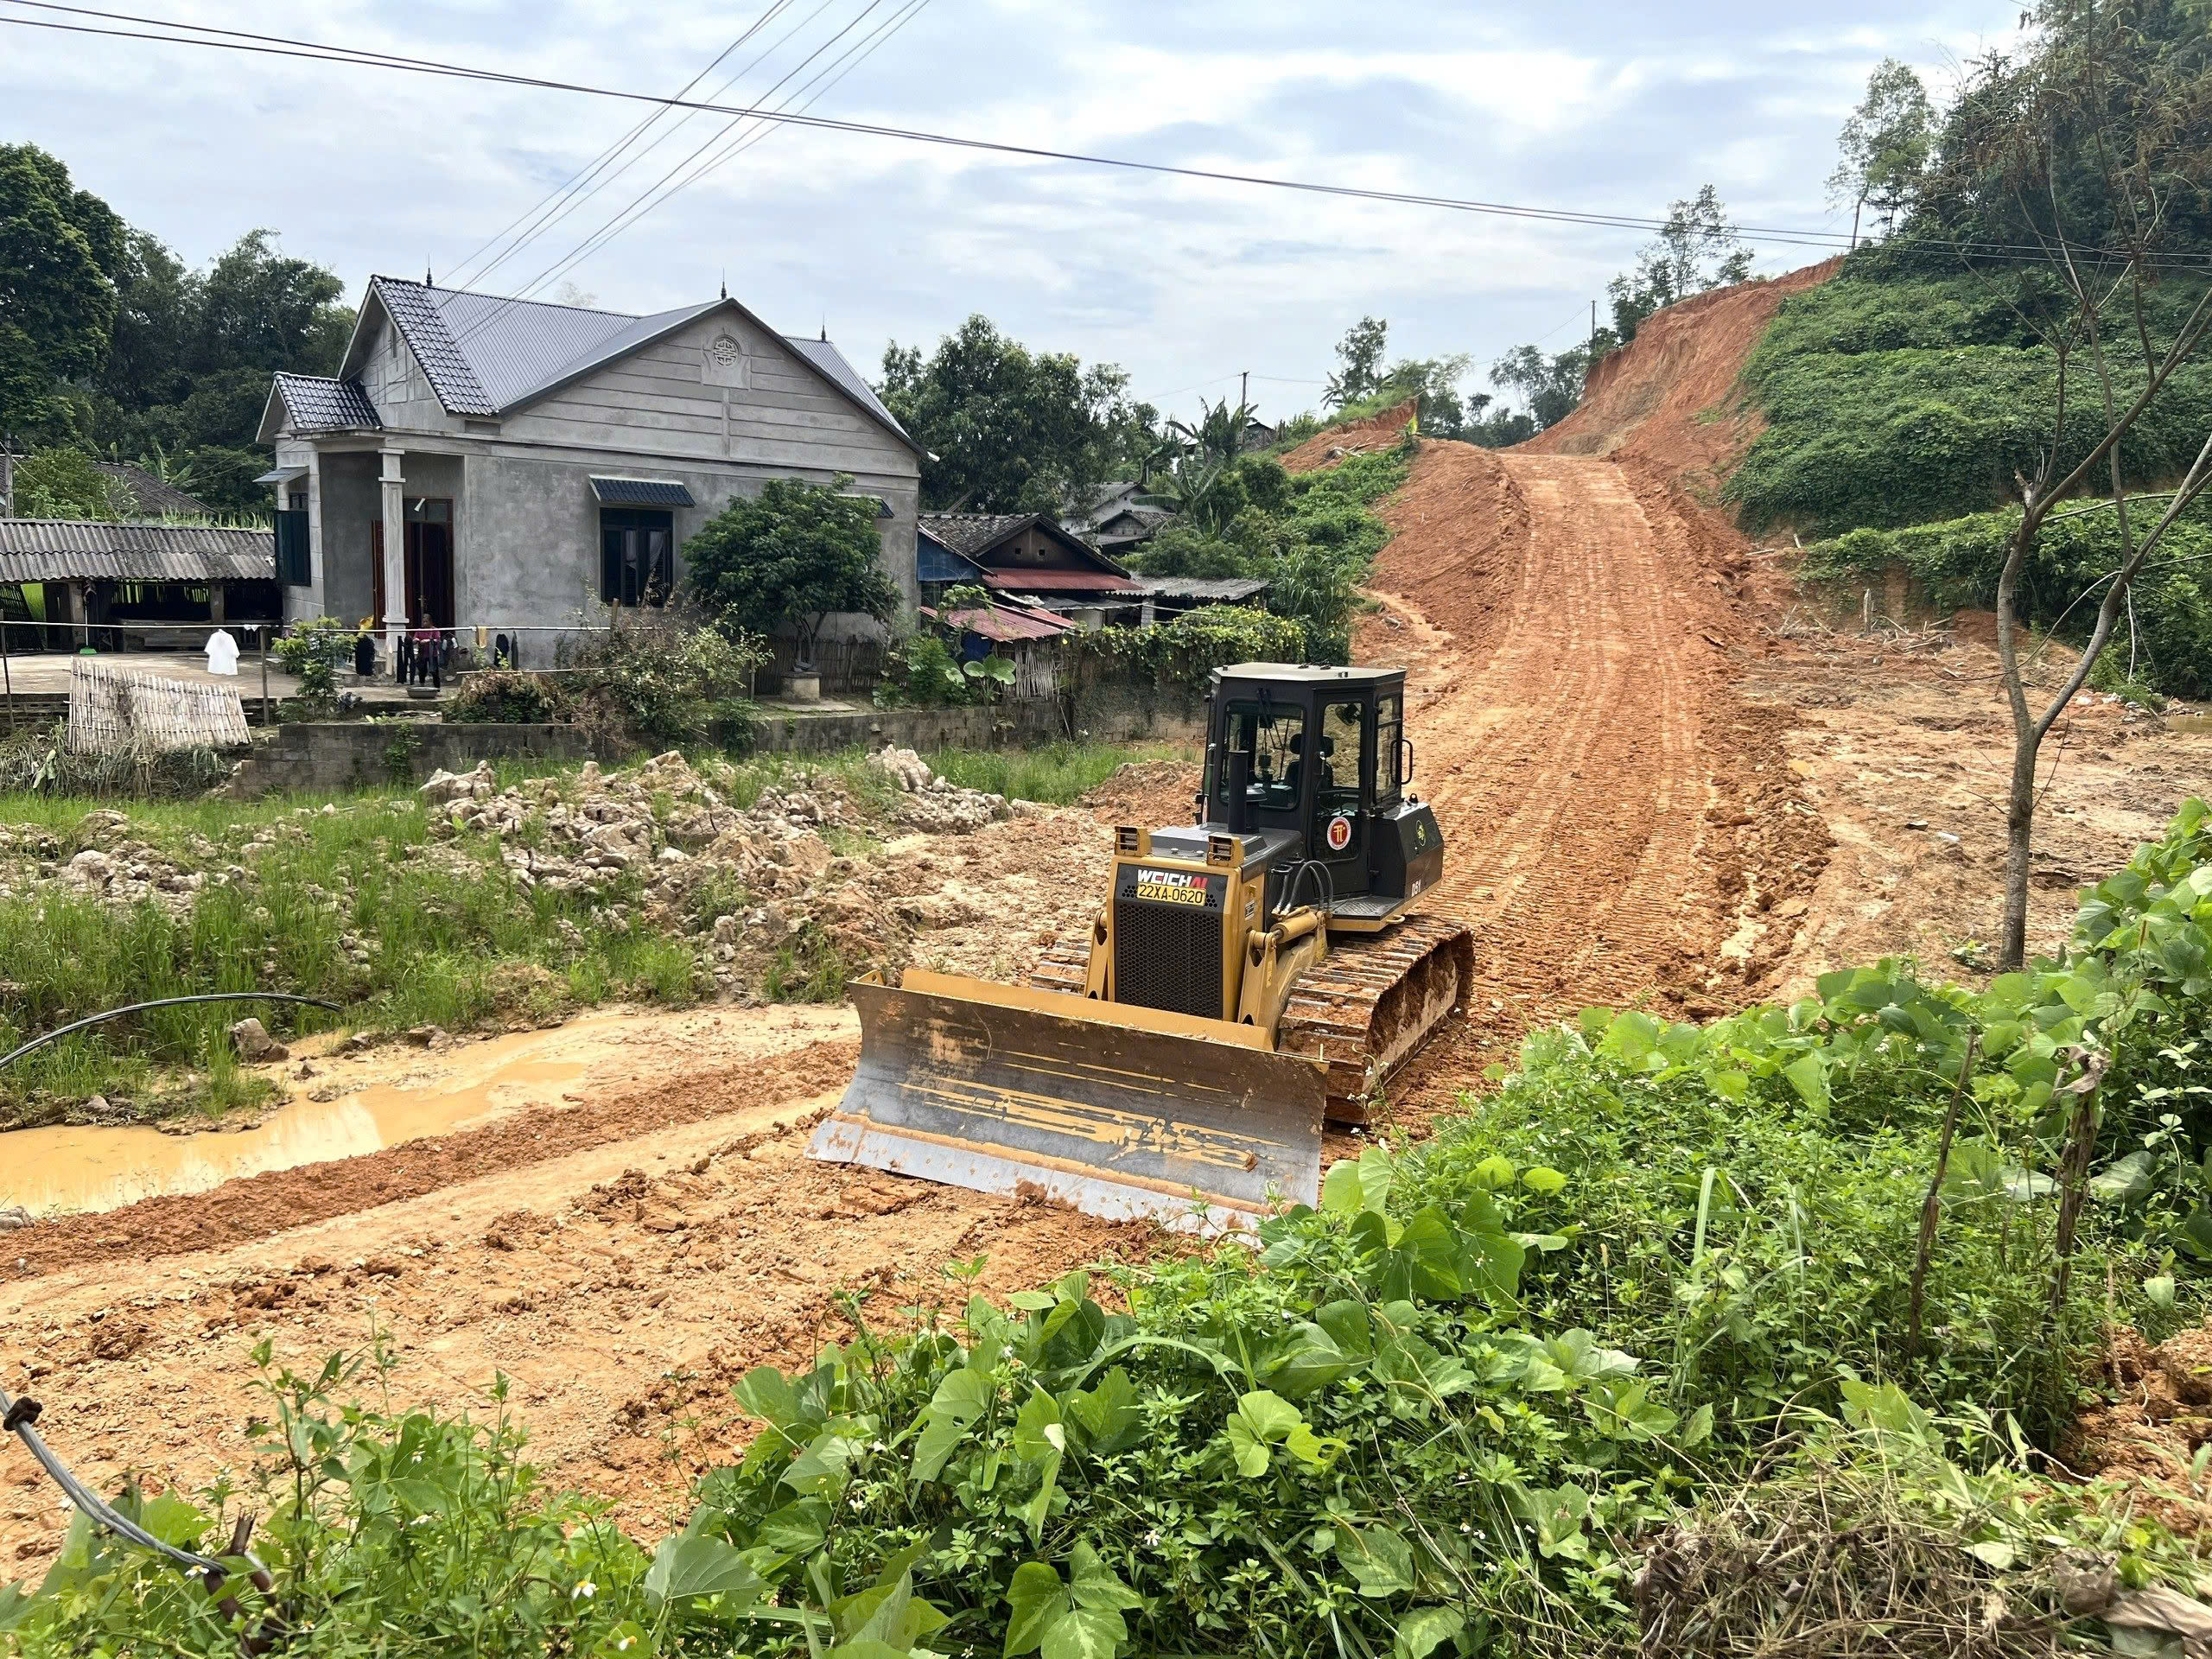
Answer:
419;748;1032;997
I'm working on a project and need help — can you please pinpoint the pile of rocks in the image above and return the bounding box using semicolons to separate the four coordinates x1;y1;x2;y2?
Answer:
418;748;1023;997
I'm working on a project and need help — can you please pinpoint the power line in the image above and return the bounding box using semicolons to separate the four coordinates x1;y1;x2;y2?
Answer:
4;1;2208;270
0;1;1847;248
443;0;804;290
484;0;926;320
459;0;865;296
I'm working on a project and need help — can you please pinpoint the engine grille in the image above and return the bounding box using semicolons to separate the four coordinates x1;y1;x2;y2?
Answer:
1114;898;1224;1020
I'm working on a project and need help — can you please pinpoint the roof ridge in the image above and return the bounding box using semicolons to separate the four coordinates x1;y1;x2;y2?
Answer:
370;273;642;322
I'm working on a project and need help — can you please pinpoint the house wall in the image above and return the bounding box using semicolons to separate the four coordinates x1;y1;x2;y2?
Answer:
316;453;381;626
986;524;1100;574
282;307;921;645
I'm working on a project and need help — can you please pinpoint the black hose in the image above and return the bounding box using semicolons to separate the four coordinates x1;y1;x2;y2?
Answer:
0;994;345;1074
1;1389;250;1580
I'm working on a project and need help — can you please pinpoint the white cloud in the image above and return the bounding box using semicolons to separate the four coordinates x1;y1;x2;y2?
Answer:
1;0;2023;419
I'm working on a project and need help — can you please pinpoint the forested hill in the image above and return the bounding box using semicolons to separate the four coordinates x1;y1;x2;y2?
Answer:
1;143;350;515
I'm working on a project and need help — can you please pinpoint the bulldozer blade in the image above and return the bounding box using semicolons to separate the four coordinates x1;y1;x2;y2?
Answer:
810;970;1325;1232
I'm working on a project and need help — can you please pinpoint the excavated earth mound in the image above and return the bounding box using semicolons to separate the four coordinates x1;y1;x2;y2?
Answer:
1527;257;1840;480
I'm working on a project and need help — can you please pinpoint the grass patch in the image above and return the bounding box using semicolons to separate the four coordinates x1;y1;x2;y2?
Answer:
922;740;1196;805
0;739;1183;1123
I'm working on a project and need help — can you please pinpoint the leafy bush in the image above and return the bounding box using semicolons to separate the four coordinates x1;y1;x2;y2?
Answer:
558;607;762;750
1073;606;1307;691
1728;270;2212;537
1130;439;1411;661
447;669;569;724
0;1340;652;1658
685;475;897;668
271;617;361;715
8;447;129;519
1800;504;2212;699
874;630;981;709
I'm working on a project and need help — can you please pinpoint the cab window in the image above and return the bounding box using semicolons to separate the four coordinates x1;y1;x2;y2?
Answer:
1376;692;1403;804
1319;701;1363;816
1209;701;1306;813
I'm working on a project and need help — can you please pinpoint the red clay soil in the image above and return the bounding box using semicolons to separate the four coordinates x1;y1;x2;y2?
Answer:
1527;257;1840;488
1330;434;1828;1130
2067;1323;2212;1535
2;1040;861;1283
1278;399;1418;472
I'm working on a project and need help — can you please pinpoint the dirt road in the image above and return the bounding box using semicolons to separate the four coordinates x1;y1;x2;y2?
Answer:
1357;442;1824;1116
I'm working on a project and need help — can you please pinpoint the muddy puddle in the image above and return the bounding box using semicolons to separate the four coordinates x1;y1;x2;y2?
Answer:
0;1004;857;1217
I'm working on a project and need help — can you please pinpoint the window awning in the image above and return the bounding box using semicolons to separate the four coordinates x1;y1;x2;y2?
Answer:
255;466;308;486
589;476;696;508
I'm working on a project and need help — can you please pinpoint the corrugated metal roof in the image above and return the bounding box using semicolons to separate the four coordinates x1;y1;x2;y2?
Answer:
783;335;908;437
921;601;1076;644
1131;576;1272;601
271;372;382;432
981;569;1144;594
0;520;275;583
351;279;916;452
589;476;696;507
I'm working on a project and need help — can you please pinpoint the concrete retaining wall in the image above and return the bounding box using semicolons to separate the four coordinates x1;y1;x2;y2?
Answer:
224;681;1205;796
749;685;1201;753
227;721;616;798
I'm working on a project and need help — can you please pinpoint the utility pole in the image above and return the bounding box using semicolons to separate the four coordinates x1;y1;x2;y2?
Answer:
0;434;15;518
1239;370;1249;410
1590;301;1597;354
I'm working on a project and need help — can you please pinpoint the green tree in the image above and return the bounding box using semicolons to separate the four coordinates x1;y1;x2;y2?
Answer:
1323;315;1389;408
879;315;1153;512
10;445;125;518
684;475;899;669
1908;0;2212;969
0;143;124;432
1828;59;1937;245
1490;344;1591;431
1607;184;1754;345
1905;0;2212;259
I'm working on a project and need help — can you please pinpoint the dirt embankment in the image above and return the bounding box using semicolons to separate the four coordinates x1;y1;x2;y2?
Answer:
1527;257;1840;478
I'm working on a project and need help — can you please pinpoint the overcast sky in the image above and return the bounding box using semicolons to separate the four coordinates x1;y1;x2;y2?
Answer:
3;0;2024;421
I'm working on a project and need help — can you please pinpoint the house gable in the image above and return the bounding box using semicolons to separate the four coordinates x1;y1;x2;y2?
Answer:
495;308;917;480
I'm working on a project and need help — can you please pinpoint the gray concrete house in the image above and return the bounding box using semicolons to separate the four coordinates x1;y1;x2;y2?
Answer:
257;276;923;664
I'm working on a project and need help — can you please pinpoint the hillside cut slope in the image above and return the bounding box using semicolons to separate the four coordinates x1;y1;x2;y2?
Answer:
1528;257;1840;486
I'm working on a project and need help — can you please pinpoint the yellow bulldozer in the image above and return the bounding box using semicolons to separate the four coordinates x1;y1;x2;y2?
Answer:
809;663;1472;1230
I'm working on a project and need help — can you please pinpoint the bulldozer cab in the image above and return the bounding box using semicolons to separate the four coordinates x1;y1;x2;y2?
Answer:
1204;664;1408;906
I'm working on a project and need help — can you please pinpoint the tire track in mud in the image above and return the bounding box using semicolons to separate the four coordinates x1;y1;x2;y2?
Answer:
1353;442;1812;1112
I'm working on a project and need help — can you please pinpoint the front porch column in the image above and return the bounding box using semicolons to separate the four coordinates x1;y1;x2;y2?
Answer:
378;447;406;664
301;448;326;623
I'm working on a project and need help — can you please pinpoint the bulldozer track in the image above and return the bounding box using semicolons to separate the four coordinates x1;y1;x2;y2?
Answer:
1025;913;1472;1124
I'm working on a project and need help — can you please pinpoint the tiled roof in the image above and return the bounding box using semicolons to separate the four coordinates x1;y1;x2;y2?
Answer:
588;476;696;508
0;519;274;584
270;372;382;432
372;277;499;416
918;512;1033;557
92;463;212;518
350;278;917;452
